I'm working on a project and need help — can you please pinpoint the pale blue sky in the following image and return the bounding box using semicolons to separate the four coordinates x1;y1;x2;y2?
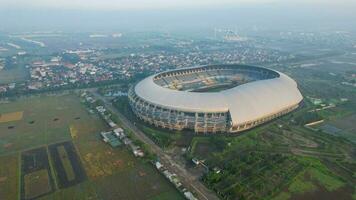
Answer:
1;0;354;10
0;0;355;32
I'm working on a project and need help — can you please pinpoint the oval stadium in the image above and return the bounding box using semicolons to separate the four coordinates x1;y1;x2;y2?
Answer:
128;64;303;133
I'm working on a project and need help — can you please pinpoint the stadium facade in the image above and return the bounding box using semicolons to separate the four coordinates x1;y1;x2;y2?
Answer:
128;64;303;133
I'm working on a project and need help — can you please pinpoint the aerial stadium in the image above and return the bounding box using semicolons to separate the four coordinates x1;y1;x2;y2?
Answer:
128;64;303;133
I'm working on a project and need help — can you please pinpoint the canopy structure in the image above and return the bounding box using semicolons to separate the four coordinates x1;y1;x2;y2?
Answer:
130;64;303;133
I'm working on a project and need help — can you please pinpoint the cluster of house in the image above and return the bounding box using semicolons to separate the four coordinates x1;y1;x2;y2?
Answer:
80;92;145;157
154;161;197;200
0;83;15;94
112;127;145;157
1;40;290;96
89;97;145;157
27;56;116;90
100;130;122;148
95;105;118;128
100;126;144;157
103;90;128;97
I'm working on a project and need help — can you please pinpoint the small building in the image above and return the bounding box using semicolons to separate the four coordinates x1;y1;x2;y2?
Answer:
155;161;163;170
108;120;117;128
100;131;122;148
133;149;144;157
96;106;106;113
184;191;198;200
113;128;124;137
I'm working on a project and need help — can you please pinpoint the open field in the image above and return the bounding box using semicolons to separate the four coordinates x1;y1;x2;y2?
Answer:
71;108;184;199
0;153;19;200
0;94;99;154
0;93;182;200
95;161;184;200
21;147;55;200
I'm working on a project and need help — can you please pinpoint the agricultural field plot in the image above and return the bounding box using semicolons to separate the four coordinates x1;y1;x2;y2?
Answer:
0;94;98;154
71;119;138;180
187;115;355;200
20;147;55;200
24;169;52;200
0;111;23;123
203;152;305;200
48;141;86;189
95;163;184;200
0;94;182;200
273;158;353;200
0;153;19;200
190;136;226;160
71;117;184;200
38;181;99;200
0;65;29;84
327;114;356;143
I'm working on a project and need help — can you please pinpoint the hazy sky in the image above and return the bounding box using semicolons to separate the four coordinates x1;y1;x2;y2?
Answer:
0;0;355;32
1;0;355;10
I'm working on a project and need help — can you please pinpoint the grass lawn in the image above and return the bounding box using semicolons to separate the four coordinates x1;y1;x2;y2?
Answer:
272;157;349;200
24;169;51;199
0;153;19;200
190;137;224;159
94;163;184;200
38;181;99;200
308;168;345;191
288;174;316;194
0;94;97;154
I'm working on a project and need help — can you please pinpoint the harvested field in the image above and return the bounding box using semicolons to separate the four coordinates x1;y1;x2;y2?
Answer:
48;141;86;188
24;169;51;200
57;146;75;181
20;147;54;200
0;111;23;123
0;154;19;200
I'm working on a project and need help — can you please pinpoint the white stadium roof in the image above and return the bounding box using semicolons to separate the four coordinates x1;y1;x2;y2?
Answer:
134;67;303;126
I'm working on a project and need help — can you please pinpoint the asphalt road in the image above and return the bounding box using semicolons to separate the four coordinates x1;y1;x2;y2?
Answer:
90;91;219;200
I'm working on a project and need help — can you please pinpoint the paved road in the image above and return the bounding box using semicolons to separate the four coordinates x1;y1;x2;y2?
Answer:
90;91;219;200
